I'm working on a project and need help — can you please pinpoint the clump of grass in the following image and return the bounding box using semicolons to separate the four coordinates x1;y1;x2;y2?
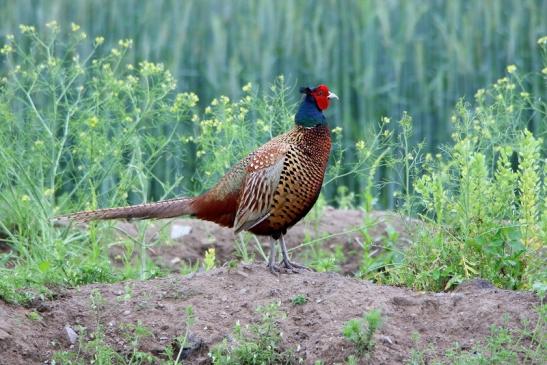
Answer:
290;294;307;305
342;308;382;359
209;302;296;364
0;24;190;302
365;47;547;291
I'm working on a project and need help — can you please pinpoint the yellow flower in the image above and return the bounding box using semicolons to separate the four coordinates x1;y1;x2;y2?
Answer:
70;22;80;32
0;44;13;55
242;82;252;93
94;36;105;46
506;64;517;74
542;67;547;75
21;195;30;202
88;116;99;128
331;126;342;134
381;116;390;124
474;88;485;99
537;36;547;45
355;140;366;151
46;21;59;31
19;24;36;34
118;39;133;49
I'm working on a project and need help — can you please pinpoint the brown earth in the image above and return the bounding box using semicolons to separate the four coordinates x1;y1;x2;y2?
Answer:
0;209;543;364
0;267;541;364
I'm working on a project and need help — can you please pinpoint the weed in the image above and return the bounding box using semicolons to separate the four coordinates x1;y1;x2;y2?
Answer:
209;302;296;364
203;247;216;271
291;294;307;305
380;57;547;291
342;308;382;359
163;306;196;365
26;310;42;321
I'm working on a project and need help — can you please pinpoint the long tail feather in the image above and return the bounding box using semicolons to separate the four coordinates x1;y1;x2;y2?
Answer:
56;197;195;222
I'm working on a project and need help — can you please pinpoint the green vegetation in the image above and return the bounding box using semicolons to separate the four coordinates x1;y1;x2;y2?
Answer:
290;294;307;305
366;52;547;291
1;0;545;206
209;302;296;364
0;24;545;304
342;309;382;359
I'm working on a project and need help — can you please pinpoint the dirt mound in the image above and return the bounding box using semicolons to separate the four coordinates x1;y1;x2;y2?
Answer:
0;265;540;364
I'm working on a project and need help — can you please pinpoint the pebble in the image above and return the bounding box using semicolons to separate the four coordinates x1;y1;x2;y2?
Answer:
64;326;78;345
170;224;192;239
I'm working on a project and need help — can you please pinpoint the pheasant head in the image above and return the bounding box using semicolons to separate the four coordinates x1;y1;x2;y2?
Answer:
295;84;338;127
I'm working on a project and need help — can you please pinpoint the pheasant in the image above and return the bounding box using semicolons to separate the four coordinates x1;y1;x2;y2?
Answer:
59;84;338;272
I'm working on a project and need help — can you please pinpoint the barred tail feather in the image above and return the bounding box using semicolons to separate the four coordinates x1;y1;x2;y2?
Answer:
57;197;195;223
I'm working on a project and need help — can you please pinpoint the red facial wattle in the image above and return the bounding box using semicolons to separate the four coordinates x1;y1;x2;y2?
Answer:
311;84;331;110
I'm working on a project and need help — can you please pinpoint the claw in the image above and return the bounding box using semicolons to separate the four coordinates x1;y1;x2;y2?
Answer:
267;262;281;276
280;258;312;272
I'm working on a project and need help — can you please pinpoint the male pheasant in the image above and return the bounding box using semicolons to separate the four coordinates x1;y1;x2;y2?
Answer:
60;84;338;272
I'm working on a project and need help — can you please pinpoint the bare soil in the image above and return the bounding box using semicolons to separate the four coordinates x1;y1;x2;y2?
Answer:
0;209;542;364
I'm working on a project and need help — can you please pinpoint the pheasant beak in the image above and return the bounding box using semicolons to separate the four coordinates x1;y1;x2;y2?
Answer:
328;91;339;100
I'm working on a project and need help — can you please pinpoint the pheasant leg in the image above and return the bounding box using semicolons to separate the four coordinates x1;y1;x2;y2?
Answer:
267;238;280;274
279;234;310;271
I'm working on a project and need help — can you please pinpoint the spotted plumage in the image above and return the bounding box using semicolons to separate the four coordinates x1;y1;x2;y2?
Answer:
58;84;338;272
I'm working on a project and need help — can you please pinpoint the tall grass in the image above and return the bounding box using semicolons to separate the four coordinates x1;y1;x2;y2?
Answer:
0;22;545;303
0;0;545;207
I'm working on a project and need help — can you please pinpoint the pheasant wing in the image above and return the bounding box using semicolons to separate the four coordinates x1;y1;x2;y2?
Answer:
233;143;290;233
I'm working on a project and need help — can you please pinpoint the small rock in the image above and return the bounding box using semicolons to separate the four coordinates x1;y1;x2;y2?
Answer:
391;296;418;306
179;333;204;359
0;328;11;341
379;335;393;345
455;279;495;292
123;310;131;315
170;224;192;239
64;326;78;345
239;288;249;294
236;270;249;278
170;257;181;265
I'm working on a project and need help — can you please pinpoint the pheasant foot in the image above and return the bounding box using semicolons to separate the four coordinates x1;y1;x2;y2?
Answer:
280;258;311;272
